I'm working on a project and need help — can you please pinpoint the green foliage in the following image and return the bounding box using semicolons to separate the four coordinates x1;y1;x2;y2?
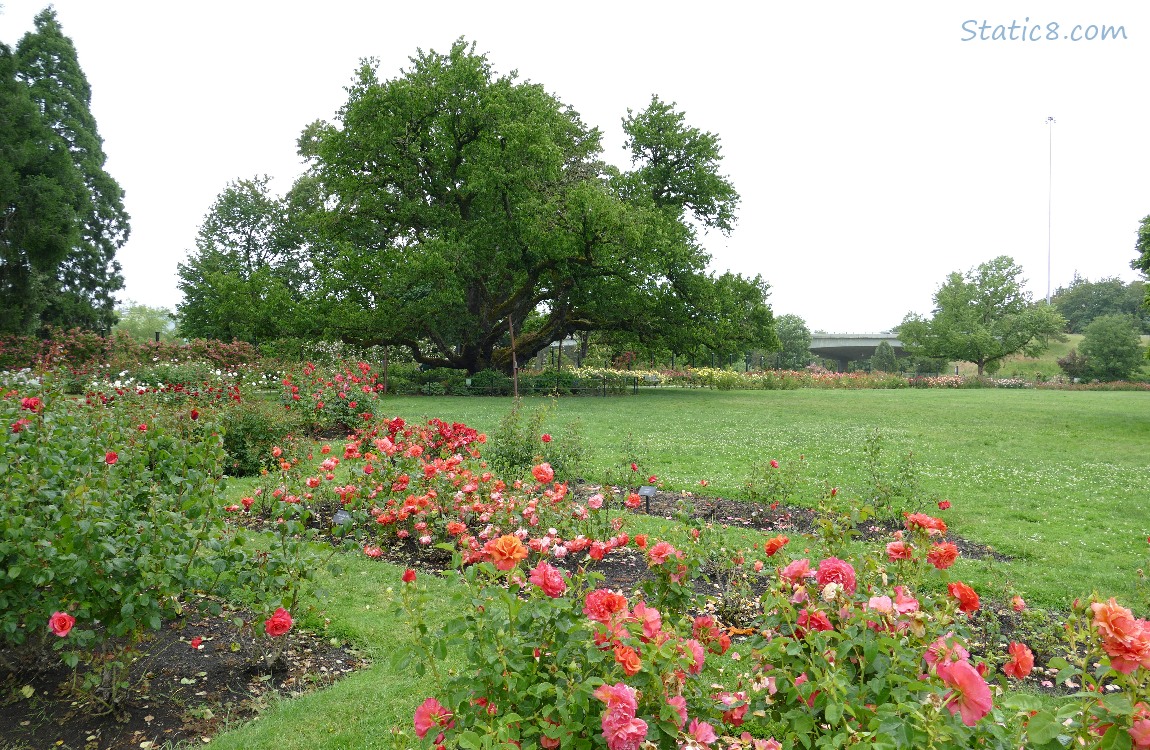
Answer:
861;428;922;518
870;339;898;372
221;396;307;477
0;380;234;704
898;256;1067;376
767;313;812;369
1052;274;1148;334
177;176;305;343
0;41;86;334
1132;212;1150;314
485;400;587;481
1080;314;1146;381
112;301;178;343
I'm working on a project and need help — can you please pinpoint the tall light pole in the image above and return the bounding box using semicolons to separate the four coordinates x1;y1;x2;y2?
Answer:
1046;116;1055;303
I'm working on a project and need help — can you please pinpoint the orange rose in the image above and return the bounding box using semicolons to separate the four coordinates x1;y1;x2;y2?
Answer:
485;534;528;571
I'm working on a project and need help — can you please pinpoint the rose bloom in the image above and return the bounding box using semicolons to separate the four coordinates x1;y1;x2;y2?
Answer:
1003;642;1034;680
104;451;118;465
634;533;648;550
484;534;528;571
1091;598;1150;673
48;611;75;637
20;396;41;412
780;558;813;586
531;462;555;484
886;540;914;561
904;512;947;536
624;493;642;509
613;643;642;676
584;589;629;624
762;534;789;556
413;697;454;740
936;658;993;726
646;541;681;567
947;582;980;613
587;494;604;510
529;560;567;598
264;607;293;637
363;544;383;558
1011;595;1027;612
541;433;552;443
938;499;952;510
402;568;417;583
795;608;834;636
927;542;959;570
815;557;856;594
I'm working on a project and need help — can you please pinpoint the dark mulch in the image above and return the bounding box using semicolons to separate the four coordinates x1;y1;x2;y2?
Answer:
0;598;368;750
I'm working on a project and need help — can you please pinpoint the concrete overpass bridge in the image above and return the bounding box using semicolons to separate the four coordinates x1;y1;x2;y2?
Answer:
810;333;903;371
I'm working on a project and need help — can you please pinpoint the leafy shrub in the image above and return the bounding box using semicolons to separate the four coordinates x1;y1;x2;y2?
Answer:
468;368;513;396
220;396;306;476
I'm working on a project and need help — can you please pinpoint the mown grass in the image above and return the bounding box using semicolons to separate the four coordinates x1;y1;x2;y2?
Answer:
198;387;1149;749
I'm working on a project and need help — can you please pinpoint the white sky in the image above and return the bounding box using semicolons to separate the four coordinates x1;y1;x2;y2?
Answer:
2;1;1148;334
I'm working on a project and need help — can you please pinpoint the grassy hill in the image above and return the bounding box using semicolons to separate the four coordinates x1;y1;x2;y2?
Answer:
951;333;1150;381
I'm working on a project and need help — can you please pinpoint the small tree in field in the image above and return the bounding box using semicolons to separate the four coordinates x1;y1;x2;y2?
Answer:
870;340;898;372
1080;314;1145;381
897;256;1066;376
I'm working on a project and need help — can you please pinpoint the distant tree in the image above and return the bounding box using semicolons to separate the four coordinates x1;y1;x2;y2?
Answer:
870;340;898;373
768;314;812;369
1134;213;1150;317
1079;314;1145;381
897;256;1066;376
112;302;177;343
176;176;304;342
15;8;128;332
0;41;85;334
1051;274;1147;333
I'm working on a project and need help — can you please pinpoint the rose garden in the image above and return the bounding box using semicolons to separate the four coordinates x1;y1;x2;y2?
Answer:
2;334;1149;750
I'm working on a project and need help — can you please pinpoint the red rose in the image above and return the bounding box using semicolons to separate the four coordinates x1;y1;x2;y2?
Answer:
927;542;959;570
190;408;199;420
190;636;203;650
1003;642;1034;679
264;607;293;637
402;568;417;583
947;582;980;613
763;534;789;556
48;611;75;637
541;433;552;443
531;463;555;484
105;451;118;465
938;499;951;510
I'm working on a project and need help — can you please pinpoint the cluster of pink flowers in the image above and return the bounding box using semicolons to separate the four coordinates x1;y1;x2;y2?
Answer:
1091;598;1150;673
923;634;992;726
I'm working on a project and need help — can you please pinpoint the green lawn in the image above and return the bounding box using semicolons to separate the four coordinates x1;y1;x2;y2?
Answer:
203;387;1150;749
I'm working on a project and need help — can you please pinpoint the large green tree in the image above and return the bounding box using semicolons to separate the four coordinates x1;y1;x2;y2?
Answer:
0;40;85;334
897;256;1066;376
15;8;128;332
274;40;776;372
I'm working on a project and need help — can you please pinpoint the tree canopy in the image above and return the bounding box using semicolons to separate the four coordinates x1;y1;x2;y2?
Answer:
177;40;777;371
1133;213;1150;318
1079;314;1145;381
897;256;1066;376
14;8;128;332
1051;274;1147;334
